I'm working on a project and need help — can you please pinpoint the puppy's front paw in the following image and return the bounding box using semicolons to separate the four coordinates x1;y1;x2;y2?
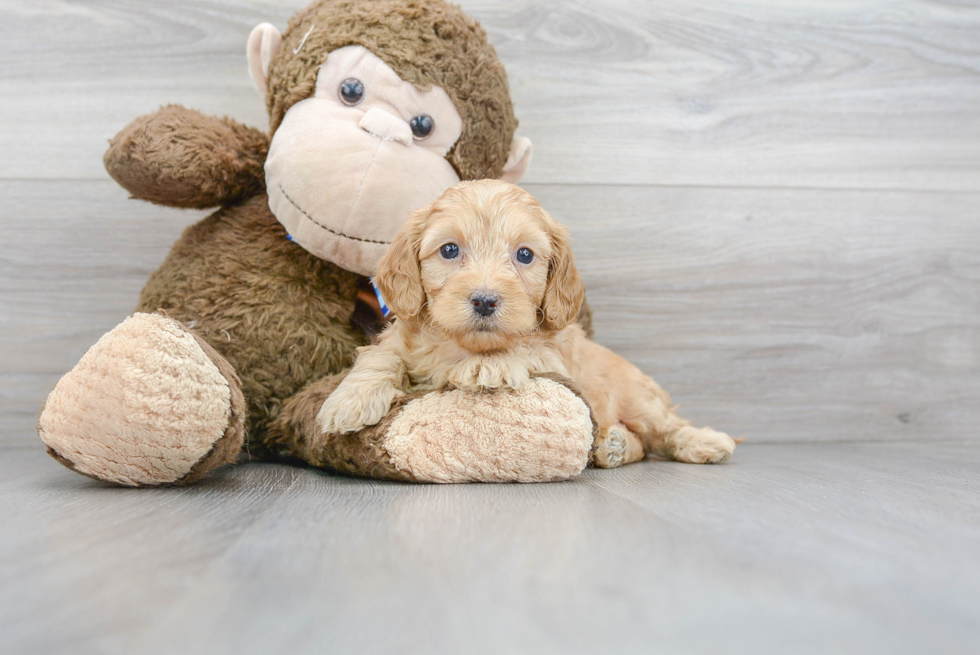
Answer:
671;427;736;464
318;383;402;434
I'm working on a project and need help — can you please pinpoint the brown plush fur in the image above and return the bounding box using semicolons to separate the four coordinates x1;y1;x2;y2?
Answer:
136;194;367;458
104;105;269;209
267;0;517;181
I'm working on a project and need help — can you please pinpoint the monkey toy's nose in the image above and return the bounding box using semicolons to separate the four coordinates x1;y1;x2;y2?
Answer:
470;293;499;317
358;107;412;147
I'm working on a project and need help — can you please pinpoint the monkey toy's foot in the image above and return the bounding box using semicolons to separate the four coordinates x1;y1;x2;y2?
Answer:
592;423;645;469
38;313;245;486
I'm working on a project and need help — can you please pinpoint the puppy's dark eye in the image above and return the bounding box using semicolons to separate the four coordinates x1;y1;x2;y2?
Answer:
339;78;364;105
516;247;534;264
440;243;459;259
410;115;434;140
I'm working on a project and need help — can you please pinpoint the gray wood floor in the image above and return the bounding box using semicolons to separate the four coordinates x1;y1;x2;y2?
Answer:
1;1;979;653
2;443;978;655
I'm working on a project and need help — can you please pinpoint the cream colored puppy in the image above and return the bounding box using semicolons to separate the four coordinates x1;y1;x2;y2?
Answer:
318;180;736;467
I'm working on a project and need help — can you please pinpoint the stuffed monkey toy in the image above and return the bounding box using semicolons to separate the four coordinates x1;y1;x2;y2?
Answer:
37;0;600;486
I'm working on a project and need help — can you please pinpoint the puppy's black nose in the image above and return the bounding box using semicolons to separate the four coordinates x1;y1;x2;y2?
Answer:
470;293;499;317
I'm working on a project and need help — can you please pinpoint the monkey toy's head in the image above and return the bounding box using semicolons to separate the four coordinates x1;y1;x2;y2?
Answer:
246;0;532;277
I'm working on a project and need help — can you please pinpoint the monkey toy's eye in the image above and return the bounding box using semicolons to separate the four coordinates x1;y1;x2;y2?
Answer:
410;115;435;140
339;78;364;105
516;247;534;264
440;243;459;259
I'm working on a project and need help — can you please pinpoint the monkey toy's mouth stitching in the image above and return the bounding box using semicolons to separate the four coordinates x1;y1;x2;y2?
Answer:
277;184;391;245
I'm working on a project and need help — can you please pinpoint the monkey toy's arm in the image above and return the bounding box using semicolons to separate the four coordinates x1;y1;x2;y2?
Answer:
270;370;598;484
103;105;269;209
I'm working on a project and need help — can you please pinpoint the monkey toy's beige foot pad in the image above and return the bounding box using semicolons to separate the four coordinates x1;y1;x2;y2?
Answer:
38;313;245;486
382;377;595;483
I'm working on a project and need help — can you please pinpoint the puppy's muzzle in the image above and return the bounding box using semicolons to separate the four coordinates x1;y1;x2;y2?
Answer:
470;292;499;317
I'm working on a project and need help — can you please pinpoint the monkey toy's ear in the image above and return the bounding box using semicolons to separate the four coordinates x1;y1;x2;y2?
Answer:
500;136;533;184
247;23;283;97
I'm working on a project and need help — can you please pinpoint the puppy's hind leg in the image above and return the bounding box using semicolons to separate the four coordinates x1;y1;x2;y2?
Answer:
624;393;736;465
592;423;645;469
663;422;736;464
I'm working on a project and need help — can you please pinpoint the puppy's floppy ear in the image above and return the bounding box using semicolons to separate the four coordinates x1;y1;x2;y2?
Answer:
541;219;585;330
375;206;429;320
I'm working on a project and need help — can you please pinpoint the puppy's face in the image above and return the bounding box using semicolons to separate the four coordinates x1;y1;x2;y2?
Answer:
376;180;584;353
418;188;552;351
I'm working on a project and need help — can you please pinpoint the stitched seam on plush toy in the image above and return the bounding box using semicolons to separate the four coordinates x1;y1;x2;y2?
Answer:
278;184;391;245
346;138;383;227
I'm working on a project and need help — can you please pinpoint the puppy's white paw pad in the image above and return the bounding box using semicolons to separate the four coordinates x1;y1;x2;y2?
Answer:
593;425;629;469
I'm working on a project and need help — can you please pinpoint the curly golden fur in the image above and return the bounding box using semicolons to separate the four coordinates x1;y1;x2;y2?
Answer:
317;181;738;466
